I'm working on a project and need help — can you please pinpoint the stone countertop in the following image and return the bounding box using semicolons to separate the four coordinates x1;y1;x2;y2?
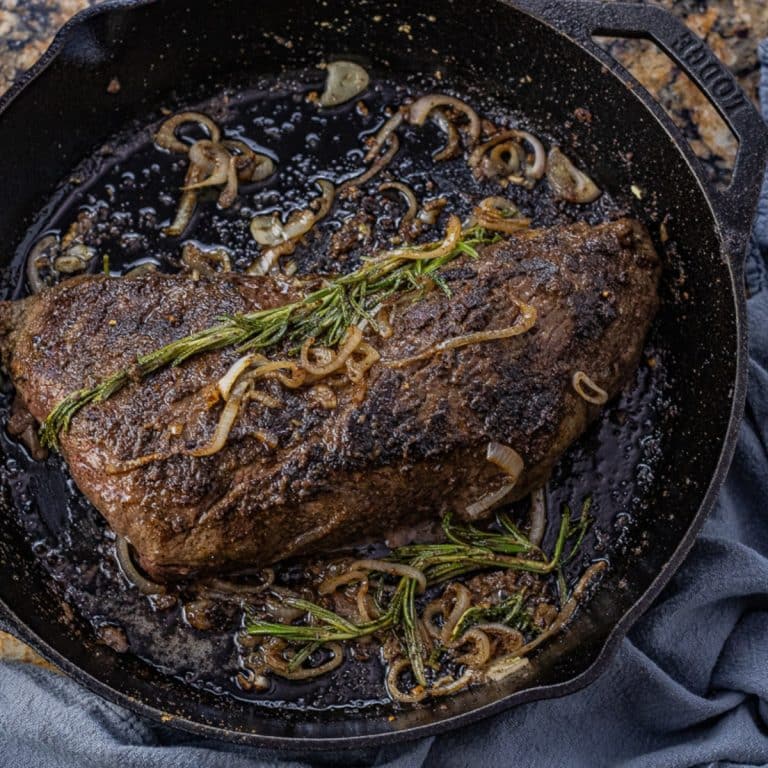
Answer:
0;0;766;666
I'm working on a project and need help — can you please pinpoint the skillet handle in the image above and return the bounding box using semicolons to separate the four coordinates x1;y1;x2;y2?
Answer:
523;0;768;258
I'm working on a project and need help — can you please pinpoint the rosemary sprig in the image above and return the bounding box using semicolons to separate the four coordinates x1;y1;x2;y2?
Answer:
441;511;541;556
450;591;532;641
245;500;593;678
401;577;427;686
286;641;320;672
39;223;499;449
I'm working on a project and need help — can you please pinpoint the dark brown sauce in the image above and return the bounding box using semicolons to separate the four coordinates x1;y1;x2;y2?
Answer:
0;69;670;711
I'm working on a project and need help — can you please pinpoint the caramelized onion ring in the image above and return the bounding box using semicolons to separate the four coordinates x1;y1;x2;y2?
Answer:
221;140;276;183
440;583;472;643
217;355;299;401
515;561;608;657
487;141;524;179
486;442;524;482
431;108;462;161
265;640;345;680
407;94;481;146
217;155;239;209
452;627;492;666
356;578;379;623
115;537;166;595
572;370;609;405
470;129;546;185
344;133;400;190
25;234;59;294
217;353;261;399
349;559;427;593
547;147;601;204
379;181;418;226
250;180;335;247
184;140;231;189
386;659;428;704
364;110;405;162
164;162;202;237
474;623;524;653
422;600;445;640
155;111;221;154
387;299;537;369
345;342;380;383
469;131;521;170
436;301;537;351
484;655;530;682
301;326;363;377
429;670;474;697
180;242;232;278
465;483;516;520
473;197;532;234
387;214;462;261
189;378;251;457
318;569;367;595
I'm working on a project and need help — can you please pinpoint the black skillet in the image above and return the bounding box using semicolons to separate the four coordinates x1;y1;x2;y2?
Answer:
0;0;766;750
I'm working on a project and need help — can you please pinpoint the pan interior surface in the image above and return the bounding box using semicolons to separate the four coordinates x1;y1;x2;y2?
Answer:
0;0;737;746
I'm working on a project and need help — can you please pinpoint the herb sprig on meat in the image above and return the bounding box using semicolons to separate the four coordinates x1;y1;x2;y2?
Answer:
40;217;500;449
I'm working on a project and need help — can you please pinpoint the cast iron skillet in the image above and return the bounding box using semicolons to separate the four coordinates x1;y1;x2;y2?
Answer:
0;0;765;749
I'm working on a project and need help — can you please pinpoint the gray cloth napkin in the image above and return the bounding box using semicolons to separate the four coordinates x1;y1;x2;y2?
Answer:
2;42;768;768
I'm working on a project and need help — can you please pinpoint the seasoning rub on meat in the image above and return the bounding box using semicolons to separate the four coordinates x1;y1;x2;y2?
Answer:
0;218;659;579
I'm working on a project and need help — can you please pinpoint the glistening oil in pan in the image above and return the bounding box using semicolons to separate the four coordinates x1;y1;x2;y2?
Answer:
0;68;670;712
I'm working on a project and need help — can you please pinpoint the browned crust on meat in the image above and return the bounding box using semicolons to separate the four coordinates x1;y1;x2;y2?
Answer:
0;219;660;578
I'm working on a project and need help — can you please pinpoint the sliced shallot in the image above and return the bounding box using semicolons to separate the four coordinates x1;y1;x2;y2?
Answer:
407;94;481;147
439;583;473;642
184;140;232;189
473;196;531;234
164;162;203;237
465;483;516;520
221;139;276;182
546;147;601;204
250;179;335;248
364;110;404;162
115;537;166;595
513;561;608;658
572;370;609;405
344;133;400;190
154;111;222;154
386;659;428;704
430;108;462;161
387;299;537;368
349;559;427;594
379;181;418;226
25;234;59;294
189;378;252;457
301;326;363;377
484;655;530;682
387;214;462;262
470;129;546;187
320;61;370;107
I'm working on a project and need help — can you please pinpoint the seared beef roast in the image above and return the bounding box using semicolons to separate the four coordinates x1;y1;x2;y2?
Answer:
0;219;660;578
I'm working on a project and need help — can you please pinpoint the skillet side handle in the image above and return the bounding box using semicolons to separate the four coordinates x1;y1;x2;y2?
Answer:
528;0;768;260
